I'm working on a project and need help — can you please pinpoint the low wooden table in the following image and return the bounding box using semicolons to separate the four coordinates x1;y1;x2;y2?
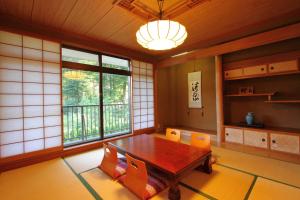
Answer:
109;134;212;200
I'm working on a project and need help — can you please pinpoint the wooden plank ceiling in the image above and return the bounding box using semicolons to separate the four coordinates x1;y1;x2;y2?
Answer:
0;0;300;59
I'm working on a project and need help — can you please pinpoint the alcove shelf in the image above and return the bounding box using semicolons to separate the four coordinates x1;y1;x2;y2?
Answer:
265;100;300;103
225;92;276;101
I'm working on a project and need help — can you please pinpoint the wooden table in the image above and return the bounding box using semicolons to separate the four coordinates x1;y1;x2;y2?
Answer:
109;134;212;200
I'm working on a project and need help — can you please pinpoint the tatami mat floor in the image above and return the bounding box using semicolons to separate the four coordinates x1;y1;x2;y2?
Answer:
1;133;300;200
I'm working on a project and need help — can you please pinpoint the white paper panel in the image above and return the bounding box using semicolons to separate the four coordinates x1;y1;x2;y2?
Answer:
133;88;140;95
23;48;42;60
146;63;153;70
148;121;154;127
141;109;147;115
44;73;60;84
43;52;60;63
0;69;22;82
134;123;140;129
147;96;153;101
0;118;23;132
45;126;61;137
140;75;146;82
140;62;146;69
23;36;42;49
141;122;147;129
45;136;61;148
44;84;60;94
0;31;22;46
23;83;43;94
1;142;23;157
0;107;23;119
23;60;42;72
140;96;147;102
147;82;153;88
141;115;147;122
134;116;141;123
147;77;153;83
133;109;140;116
23;71;42;83
44;62;60;73
140;68;147;75
0;56;22;70
44;116;61;126
0;82;22;94
133;75;139;81
133;102;140;109
140;82;146;89
24;128;44;141
44;95;60;105
148;108;154;114
133;96;140;102
0;43;22;58
131;60;139;67
147;89;153;96
24;117;43;129
24;95;43;105
44;105;61;116
140;89;147;95
24;106;43;117
25;139;44;153
147;114;154;121
43;41;60;53
148;101;154;108
0;131;23;145
140;102;147;109
147;70;153;76
133;81;139;88
0;95;22;106
132;67;139;74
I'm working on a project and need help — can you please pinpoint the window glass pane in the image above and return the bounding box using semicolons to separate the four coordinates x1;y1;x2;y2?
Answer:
103;73;130;137
102;55;129;70
62;48;99;66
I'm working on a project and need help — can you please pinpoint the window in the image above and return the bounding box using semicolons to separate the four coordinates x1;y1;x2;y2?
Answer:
132;60;154;130
0;31;62;158
62;48;131;146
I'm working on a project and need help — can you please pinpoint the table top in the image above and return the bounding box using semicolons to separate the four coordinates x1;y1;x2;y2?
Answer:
109;134;211;175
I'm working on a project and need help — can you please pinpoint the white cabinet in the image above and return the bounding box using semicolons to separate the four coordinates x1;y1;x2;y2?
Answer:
244;130;268;149
270;133;299;154
225;128;243;144
268;60;298;74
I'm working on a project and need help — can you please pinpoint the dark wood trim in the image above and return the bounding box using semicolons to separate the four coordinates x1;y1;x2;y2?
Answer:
157;22;300;68
102;67;131;76
62;61;99;72
133;127;156;135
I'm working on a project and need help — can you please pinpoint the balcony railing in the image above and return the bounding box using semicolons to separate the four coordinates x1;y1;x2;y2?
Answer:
63;104;130;146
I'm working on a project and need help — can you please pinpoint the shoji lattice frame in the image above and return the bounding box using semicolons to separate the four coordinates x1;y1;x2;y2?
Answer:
0;30;62;158
132;60;154;131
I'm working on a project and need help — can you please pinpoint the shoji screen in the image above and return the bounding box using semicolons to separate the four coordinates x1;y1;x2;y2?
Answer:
132;60;154;130
0;31;62;158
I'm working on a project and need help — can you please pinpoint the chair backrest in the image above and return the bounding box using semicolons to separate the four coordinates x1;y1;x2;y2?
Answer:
166;128;181;142
190;132;211;151
124;154;148;199
100;143;118;178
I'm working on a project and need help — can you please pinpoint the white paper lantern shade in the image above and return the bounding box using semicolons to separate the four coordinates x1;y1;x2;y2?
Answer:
136;20;188;50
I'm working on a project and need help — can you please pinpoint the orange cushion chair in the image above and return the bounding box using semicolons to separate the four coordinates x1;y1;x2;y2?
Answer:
99;143;127;179
166;128;181;142
118;154;167;200
191;132;216;164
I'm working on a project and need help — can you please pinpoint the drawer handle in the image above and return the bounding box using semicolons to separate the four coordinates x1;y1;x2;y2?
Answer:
272;140;276;144
261;138;266;142
225;72;229;76
261;68;264;71
270;66;274;70
226;133;229;136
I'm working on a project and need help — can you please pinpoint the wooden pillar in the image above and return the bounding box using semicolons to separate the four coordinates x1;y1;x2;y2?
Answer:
215;55;224;143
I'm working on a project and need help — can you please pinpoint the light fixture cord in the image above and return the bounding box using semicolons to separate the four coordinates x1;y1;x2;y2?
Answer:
157;0;164;19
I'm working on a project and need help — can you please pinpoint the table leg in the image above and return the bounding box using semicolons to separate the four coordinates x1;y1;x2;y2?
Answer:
203;155;212;174
168;180;180;200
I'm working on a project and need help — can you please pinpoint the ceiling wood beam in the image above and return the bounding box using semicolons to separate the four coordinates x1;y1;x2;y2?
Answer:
0;14;156;63
157;22;300;67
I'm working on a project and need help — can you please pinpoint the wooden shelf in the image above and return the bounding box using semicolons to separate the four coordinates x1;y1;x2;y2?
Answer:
265;100;300;104
225;92;276;97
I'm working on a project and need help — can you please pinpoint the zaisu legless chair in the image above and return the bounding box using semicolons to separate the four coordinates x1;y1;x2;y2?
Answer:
166;128;181;142
191;132;216;164
118;154;167;200
99;143;127;179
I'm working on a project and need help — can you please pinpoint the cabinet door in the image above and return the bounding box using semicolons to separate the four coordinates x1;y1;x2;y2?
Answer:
224;68;243;80
268;60;298;74
225;128;243;144
243;65;267;76
244;130;268;149
270;133;299;154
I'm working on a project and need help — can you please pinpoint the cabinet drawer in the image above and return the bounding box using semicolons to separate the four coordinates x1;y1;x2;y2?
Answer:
225;128;243;144
243;65;267;76
224;68;243;79
270;133;299;154
268;60;298;74
244;130;268;149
